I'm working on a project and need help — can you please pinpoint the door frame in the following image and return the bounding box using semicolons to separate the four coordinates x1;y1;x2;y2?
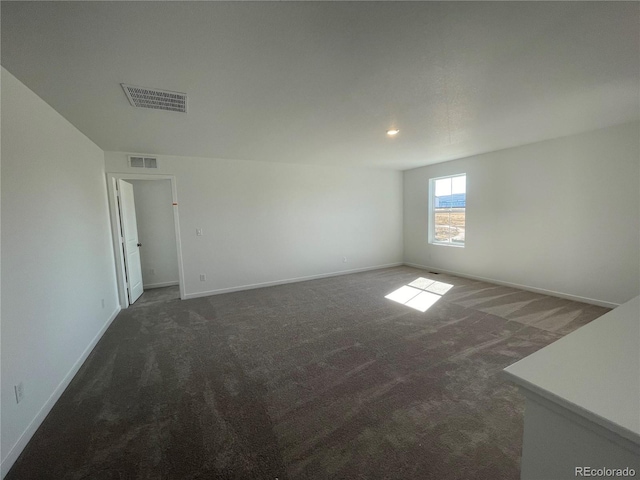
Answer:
106;173;186;308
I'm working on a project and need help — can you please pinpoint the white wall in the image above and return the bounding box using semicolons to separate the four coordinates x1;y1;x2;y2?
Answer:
129;180;179;289
0;68;119;477
106;153;403;298
404;121;640;307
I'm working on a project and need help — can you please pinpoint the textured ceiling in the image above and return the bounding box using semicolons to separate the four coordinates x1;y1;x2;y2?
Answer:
2;2;638;170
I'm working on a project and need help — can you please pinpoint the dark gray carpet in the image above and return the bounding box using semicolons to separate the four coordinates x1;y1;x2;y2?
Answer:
130;285;180;309
6;267;609;480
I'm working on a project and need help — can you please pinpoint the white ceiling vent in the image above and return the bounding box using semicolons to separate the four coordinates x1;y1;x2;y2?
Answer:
129;156;158;169
121;84;187;113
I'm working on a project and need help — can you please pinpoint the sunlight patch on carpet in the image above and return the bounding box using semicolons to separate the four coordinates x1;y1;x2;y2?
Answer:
385;278;453;312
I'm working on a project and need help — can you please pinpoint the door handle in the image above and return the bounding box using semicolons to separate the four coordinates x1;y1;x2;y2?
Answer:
137;243;142;247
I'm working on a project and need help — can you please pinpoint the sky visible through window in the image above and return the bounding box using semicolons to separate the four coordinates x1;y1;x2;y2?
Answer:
435;175;466;197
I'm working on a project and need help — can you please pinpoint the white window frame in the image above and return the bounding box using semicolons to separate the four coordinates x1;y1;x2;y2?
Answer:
428;173;466;247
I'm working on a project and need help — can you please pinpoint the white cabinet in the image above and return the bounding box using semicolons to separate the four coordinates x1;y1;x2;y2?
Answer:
504;296;640;480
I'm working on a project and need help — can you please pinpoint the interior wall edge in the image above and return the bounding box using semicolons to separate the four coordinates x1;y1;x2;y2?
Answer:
0;307;121;479
183;262;404;300
143;282;180;290
404;262;620;309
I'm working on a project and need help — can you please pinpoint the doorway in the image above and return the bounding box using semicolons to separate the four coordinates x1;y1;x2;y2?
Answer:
107;173;185;308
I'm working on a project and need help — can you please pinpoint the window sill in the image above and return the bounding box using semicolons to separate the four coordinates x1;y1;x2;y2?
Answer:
429;242;465;248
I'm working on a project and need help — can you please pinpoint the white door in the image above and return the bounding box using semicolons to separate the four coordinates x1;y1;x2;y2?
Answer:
118;180;144;304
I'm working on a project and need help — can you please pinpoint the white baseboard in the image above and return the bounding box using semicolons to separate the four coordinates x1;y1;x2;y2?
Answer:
143;281;179;289
183;262;404;300
0;306;121;479
404;262;619;309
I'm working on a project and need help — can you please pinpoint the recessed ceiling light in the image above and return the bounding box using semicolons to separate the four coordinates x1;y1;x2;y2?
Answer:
387;129;400;136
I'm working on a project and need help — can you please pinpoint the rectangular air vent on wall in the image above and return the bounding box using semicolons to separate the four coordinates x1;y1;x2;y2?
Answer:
129;156;158;169
121;84;187;113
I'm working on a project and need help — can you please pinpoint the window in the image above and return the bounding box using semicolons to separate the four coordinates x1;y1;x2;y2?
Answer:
429;174;466;247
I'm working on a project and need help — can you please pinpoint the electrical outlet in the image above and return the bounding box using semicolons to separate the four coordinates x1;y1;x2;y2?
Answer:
15;382;24;404
200;274;206;282
150;268;156;276
196;228;203;236
101;299;105;309
343;257;347;263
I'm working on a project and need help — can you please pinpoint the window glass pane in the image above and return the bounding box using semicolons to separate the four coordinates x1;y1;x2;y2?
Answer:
434;210;453;242
450;210;465;244
434;177;452;197
451;175;466;194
